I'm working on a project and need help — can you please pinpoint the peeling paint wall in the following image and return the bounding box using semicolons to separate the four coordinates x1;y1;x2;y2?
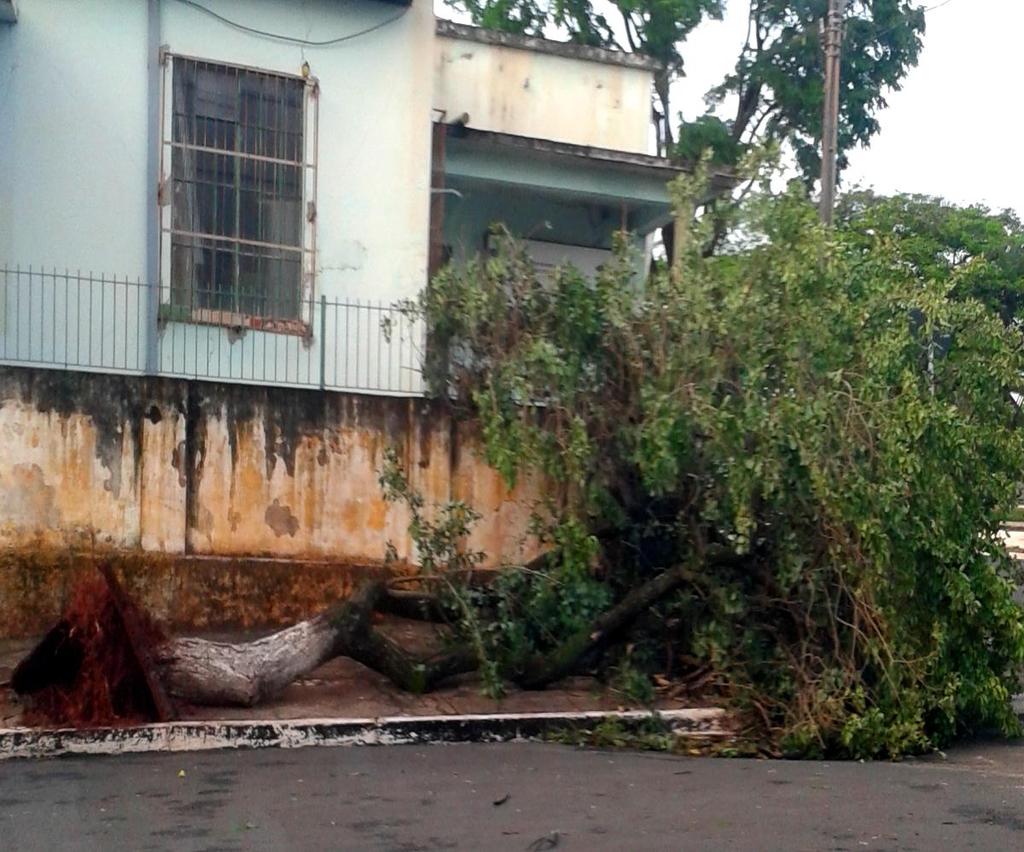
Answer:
451;421;544;568
183;384;449;561
0;367;542;634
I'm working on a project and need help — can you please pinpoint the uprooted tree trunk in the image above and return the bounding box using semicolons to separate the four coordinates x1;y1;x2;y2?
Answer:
156;581;478;707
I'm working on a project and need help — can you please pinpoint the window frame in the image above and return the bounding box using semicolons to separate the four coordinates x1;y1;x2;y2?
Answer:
157;50;319;336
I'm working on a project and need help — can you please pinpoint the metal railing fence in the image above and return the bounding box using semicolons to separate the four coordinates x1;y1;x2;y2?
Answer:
0;265;425;395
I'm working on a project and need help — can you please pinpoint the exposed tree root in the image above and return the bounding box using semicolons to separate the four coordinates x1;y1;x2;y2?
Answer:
11;573;170;726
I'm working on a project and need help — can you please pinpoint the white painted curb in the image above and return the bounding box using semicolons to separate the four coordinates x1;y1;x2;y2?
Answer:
0;708;728;760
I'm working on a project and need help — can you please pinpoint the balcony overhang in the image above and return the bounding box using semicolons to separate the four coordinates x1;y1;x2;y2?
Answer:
0;0;18;24
442;126;719;234
448;126;688;233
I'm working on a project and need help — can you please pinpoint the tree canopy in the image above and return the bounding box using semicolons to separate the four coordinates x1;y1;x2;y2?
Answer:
839;191;1024;327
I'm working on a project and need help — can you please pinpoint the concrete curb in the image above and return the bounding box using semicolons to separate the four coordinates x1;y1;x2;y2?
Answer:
0;708;728;760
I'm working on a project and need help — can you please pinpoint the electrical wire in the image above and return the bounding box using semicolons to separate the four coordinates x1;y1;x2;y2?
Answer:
170;0;410;46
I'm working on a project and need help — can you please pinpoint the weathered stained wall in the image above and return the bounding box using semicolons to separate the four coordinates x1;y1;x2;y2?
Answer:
0;551;405;640
183;384;447;561
451;420;544;569
0;366;542;635
0;370;187;553
434;25;655;154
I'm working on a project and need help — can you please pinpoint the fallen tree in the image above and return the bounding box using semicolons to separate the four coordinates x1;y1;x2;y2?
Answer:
15;179;1024;758
399;175;1024;758
156;559;710;706
12;554;712;721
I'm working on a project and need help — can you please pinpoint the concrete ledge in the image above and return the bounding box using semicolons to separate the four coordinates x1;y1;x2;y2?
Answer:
436;20;663;72
0;708;728;760
0;550;406;638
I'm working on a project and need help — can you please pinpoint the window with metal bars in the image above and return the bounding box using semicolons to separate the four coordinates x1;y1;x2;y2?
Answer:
161;56;316;327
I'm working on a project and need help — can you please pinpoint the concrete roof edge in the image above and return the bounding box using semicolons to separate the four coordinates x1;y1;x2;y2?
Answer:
436;19;663;73
448;126;685;174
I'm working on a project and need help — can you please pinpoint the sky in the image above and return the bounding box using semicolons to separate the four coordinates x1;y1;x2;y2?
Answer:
670;0;1024;214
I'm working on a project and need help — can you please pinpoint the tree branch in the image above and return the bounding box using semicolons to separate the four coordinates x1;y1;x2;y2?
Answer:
620;9;638;52
511;553;741;689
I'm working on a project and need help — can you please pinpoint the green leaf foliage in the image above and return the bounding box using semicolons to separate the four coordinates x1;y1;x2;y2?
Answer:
838;191;1024;327
676;115;745;167
709;1;925;182
410;176;1024;757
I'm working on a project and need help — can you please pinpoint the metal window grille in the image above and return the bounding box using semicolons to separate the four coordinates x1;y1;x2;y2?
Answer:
160;56;318;328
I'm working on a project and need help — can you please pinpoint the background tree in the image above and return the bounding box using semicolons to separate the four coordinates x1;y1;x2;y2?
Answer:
702;1;925;182
838;191;1024;327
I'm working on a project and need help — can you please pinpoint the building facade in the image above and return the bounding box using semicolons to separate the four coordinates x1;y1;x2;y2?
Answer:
0;0;680;634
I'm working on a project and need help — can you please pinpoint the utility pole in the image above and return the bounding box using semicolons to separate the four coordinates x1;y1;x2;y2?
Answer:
819;0;843;225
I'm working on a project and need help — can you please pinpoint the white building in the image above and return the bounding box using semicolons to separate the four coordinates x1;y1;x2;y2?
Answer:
0;0;681;395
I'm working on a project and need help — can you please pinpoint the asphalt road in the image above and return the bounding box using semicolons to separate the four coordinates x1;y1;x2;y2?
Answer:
2;740;1024;851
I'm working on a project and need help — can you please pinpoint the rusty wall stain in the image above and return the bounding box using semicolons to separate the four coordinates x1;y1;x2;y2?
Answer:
0;369;152;500
170;440;187;487
0;463;58;528
183;385;452;562
451;420;546;567
265;499;300;537
0;371;192;554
